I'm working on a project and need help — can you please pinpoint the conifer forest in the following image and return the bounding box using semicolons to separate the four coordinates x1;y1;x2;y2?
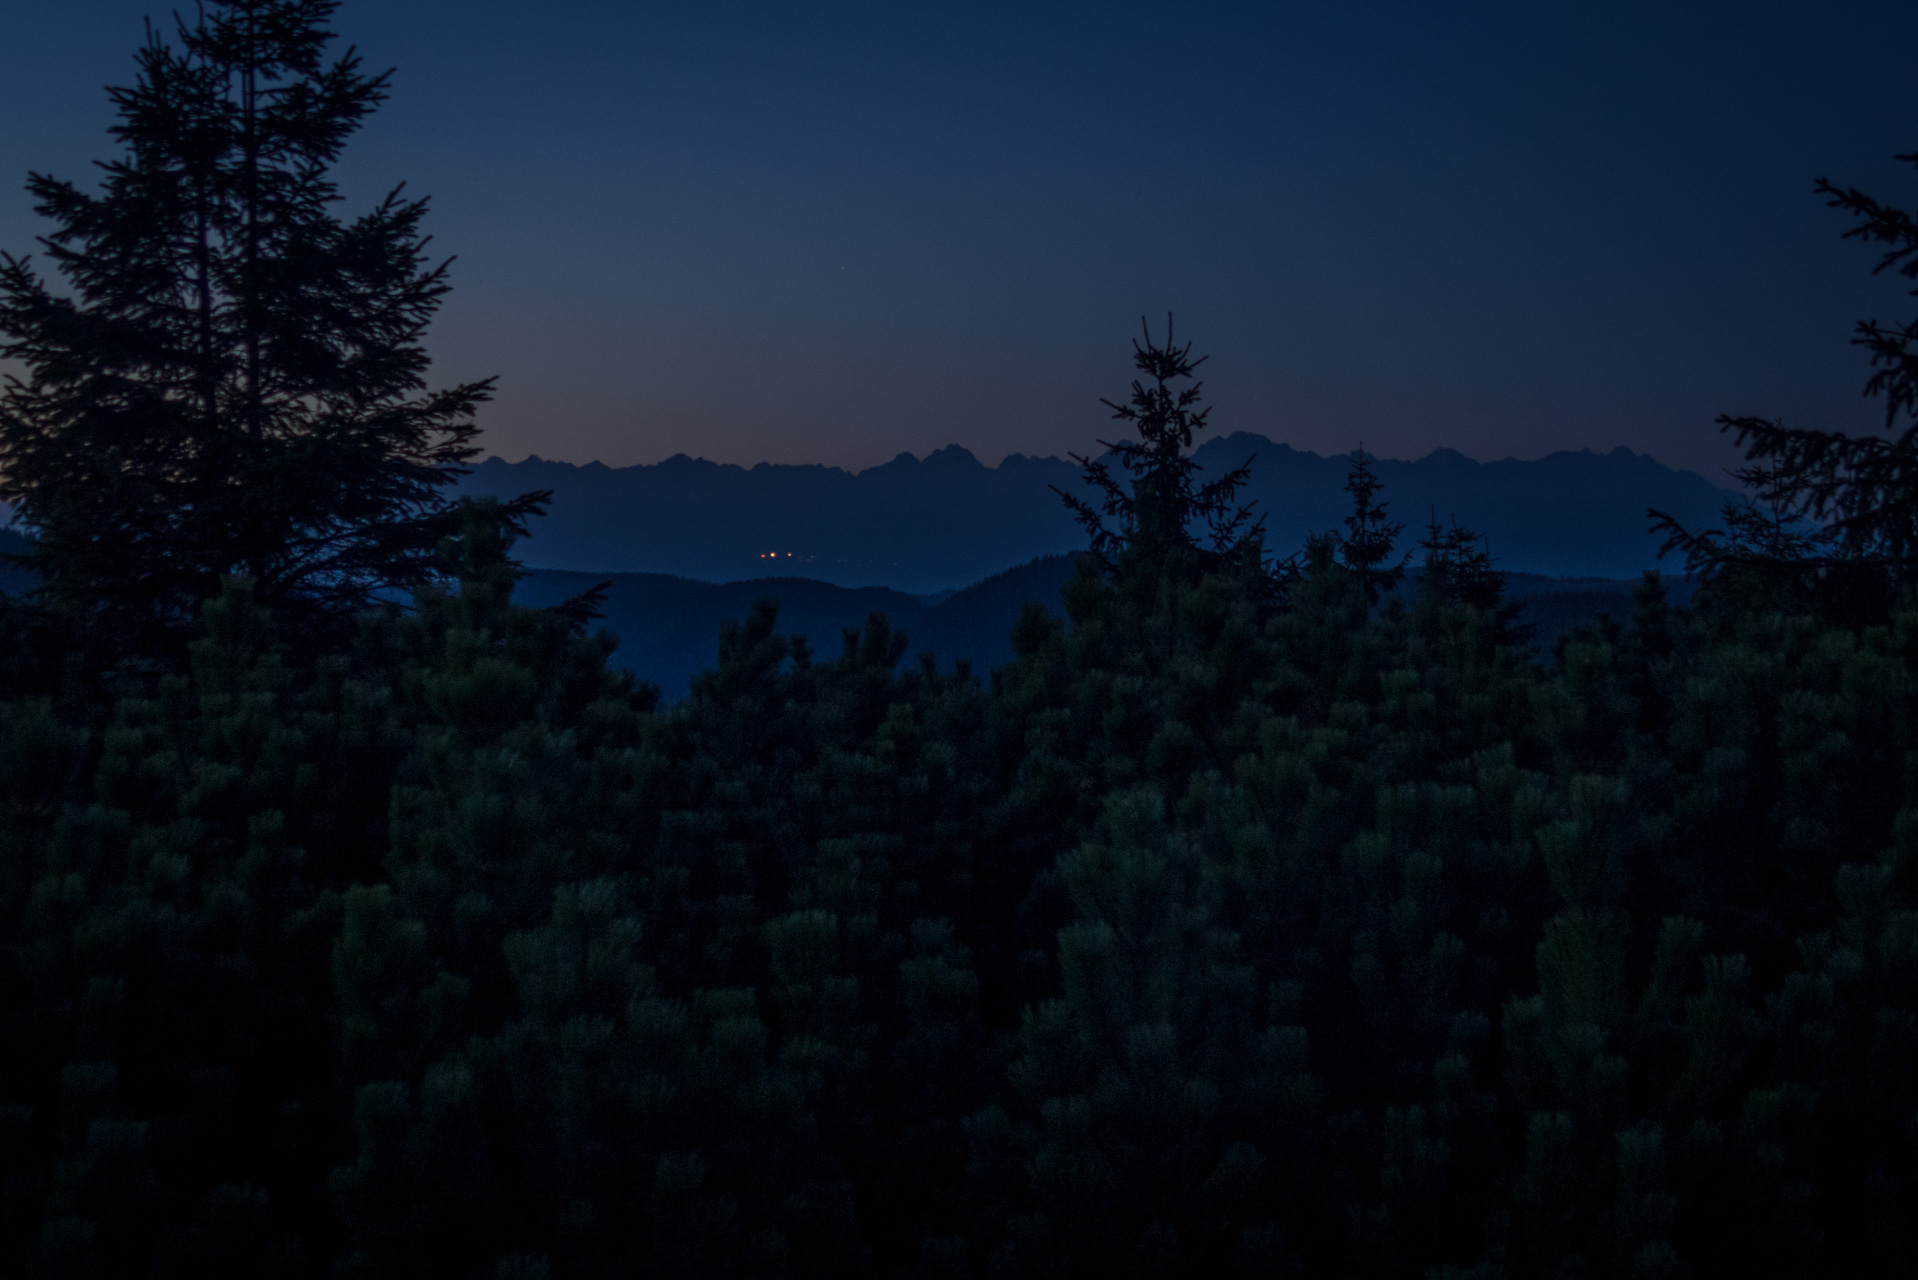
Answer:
4;3;1918;1276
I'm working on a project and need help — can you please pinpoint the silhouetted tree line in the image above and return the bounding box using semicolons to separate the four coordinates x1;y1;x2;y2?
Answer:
3;3;1918;1276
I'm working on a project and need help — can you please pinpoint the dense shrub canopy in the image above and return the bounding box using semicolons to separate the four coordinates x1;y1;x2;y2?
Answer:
3;484;1918;1278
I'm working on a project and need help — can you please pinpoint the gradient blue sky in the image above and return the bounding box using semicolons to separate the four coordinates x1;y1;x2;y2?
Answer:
3;0;1916;479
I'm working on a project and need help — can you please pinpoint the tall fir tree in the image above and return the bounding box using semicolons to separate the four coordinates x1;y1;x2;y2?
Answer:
0;0;536;653
1337;447;1407;605
1055;316;1268;586
1416;508;1530;643
1653;147;1918;618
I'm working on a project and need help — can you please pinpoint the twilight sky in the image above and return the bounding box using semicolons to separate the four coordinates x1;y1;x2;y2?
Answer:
3;0;1916;480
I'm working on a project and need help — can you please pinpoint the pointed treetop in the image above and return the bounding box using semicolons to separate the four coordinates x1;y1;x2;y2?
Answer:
1053;315;1284;600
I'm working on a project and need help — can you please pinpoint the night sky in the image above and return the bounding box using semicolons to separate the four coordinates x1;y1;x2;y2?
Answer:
4;0;1916;481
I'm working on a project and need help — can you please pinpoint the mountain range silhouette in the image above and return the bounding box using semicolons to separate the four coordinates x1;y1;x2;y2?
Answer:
459;433;1739;592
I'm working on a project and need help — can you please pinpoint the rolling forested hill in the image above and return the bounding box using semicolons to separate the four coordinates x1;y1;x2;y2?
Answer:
0;525;1682;699
515;556;1691;700
512;555;1083;700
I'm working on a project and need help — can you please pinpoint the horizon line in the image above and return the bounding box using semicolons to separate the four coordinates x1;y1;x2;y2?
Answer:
476;436;1707;478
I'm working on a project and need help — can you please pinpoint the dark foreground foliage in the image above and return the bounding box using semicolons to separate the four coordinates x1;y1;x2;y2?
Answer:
1;482;1916;1277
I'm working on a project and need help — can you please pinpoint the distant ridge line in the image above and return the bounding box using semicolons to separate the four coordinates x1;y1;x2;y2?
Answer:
485;437;1697;476
459;432;1739;590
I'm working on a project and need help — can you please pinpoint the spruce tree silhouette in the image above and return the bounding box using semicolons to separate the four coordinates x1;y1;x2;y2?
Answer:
0;0;542;654
1654;147;1918;618
1336;447;1407;605
1055;316;1269;584
1416;506;1530;642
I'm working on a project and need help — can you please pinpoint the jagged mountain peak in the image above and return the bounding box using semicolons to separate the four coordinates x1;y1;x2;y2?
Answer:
459;433;1738;589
